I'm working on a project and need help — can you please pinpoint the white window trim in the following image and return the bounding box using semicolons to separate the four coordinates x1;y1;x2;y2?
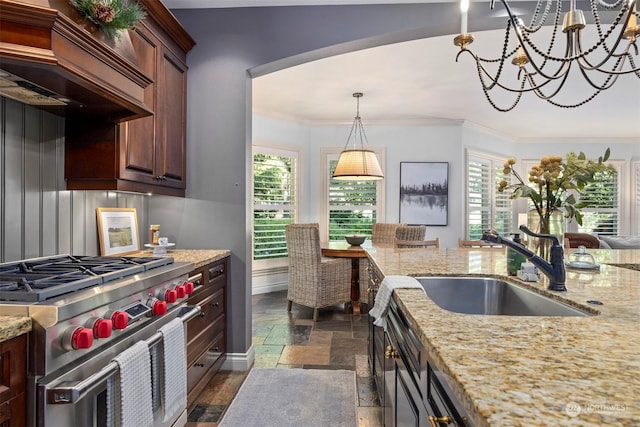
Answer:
320;147;386;242
633;161;640;235
251;143;303;271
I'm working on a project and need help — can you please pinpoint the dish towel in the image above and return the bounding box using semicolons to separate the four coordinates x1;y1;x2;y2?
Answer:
369;275;425;329
107;340;154;427
159;317;187;422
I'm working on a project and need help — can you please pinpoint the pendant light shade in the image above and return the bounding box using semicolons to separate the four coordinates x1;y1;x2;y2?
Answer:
332;92;384;181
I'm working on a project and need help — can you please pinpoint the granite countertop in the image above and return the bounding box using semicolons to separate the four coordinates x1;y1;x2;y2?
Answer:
0;316;31;342
129;248;231;269
0;249;230;344
366;246;640;427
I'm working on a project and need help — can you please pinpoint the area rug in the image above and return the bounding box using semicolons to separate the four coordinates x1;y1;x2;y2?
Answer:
218;368;357;427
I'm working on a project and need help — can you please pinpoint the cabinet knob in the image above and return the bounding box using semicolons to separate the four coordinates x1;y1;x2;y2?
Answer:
212;301;220;307
429;415;453;427
199;311;206;317
384;345;398;359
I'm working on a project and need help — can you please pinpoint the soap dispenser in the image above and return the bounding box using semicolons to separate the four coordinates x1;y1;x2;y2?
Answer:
507;233;526;276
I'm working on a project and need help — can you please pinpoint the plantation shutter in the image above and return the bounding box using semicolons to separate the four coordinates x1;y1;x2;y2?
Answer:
253;148;297;260
467;154;513;240
328;159;377;240
636;163;640;234
578;168;619;235
467;153;513;239
467;158;491;240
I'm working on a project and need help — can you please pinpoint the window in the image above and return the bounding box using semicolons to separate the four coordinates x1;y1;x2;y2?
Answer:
324;151;384;241
577;164;622;236
634;162;640;235
519;158;625;236
466;151;513;239
252;147;298;261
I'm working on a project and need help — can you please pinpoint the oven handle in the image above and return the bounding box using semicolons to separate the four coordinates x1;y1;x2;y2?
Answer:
47;305;201;404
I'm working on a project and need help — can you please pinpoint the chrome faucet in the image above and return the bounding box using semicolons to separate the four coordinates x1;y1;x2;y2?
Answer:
482;225;567;291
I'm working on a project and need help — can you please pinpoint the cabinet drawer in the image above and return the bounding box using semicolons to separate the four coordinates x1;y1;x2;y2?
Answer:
187;288;224;340
187;330;225;390
207;262;226;293
187;314;225;366
0;392;25;426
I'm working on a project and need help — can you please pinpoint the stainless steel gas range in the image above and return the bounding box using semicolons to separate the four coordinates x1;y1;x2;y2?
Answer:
0;254;200;427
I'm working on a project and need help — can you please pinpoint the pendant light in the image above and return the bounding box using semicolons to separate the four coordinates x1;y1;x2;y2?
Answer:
453;0;640;111
332;92;384;181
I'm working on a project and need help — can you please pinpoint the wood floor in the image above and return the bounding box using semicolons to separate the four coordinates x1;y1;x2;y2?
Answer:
185;290;382;426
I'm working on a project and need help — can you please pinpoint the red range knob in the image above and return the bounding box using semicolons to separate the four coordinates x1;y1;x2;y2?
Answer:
152;300;167;316
71;327;94;349
183;281;194;295
174;284;186;299
86;318;113;338
158;289;178;304
110;311;129;330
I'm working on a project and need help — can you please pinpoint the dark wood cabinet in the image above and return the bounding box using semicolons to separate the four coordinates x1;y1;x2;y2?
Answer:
65;3;194;197
0;334;27;427
185;257;228;408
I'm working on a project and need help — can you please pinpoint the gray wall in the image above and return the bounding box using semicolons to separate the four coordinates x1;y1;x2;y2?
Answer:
0;97;148;262
163;3;515;357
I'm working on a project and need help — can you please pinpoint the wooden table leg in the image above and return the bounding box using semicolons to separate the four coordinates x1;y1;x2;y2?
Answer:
351;258;360;315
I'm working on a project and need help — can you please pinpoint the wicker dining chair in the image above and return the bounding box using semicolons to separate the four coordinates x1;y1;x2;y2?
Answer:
372;223;406;244
394;225;438;248
458;238;503;249
285;224;352;321
395;225;426;241
358;223;406;305
395;237;440;248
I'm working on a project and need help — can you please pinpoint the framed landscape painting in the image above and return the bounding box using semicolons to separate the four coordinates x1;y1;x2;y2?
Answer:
96;208;140;255
399;162;449;226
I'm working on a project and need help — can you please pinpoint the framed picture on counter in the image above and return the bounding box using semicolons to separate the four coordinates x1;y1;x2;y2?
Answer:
399;162;449;226
96;208;140;256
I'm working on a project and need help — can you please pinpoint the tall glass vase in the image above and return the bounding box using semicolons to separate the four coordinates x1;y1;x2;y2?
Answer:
527;209;565;261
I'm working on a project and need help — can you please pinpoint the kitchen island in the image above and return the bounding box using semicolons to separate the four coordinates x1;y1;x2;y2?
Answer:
366;246;639;426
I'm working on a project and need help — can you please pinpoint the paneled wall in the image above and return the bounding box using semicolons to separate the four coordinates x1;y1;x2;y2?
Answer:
0;97;148;263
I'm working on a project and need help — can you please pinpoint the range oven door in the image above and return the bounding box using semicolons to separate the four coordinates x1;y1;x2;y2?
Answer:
36;305;200;427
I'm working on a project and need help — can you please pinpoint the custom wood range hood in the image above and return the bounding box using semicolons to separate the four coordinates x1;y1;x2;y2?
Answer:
0;0;153;122
2;0;196;197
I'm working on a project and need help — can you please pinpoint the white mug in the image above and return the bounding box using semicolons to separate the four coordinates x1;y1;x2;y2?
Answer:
158;237;169;246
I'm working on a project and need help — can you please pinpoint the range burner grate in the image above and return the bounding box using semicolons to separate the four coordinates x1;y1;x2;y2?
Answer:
0;254;174;302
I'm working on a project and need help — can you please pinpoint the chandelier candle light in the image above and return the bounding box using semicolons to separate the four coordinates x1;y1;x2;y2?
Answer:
453;0;640;111
332;92;384;181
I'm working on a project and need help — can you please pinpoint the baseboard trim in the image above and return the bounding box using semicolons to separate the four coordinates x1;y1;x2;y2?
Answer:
252;282;288;295
221;345;255;371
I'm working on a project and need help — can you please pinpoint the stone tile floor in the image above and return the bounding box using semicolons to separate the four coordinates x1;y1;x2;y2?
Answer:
185;290;382;426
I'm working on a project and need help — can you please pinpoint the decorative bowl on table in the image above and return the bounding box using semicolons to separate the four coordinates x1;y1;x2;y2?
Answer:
345;235;366;246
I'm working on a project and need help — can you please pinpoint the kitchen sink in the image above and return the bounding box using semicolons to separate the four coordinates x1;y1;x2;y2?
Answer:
416;277;591;317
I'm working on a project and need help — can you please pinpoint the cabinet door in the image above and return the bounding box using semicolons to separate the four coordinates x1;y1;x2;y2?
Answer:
119;24;158;185
155;45;187;189
0;334;27;426
383;331;395;427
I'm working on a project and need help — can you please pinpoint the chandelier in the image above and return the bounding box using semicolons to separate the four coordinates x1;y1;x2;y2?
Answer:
453;0;640;111
332;92;384;181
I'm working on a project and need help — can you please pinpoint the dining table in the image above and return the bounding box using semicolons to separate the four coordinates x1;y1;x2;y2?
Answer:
320;240;370;315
